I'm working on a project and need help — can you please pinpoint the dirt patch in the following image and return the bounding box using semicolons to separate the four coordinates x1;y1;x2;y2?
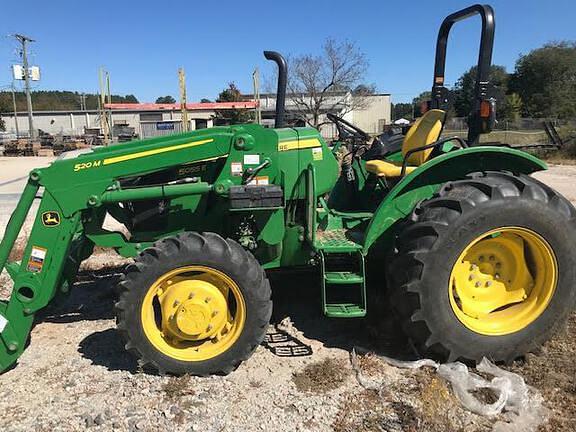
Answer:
332;389;394;432
470;386;499;405
506;313;576;432
341;352;495;432
292;357;350;393
162;375;196;401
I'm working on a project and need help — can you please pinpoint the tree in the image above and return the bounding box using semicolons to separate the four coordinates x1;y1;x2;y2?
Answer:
0;91;138;111
412;91;432;118
510;41;576;118
352;84;376;96
155;95;176;104
200;98;212;103
392;103;414;121
503;93;523;121
215;83;253;124
287;38;373;129
453;65;509;119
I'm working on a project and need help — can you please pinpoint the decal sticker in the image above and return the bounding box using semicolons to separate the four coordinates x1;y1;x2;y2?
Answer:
312;147;323;161
41;211;60;227
248;176;269;186
0;314;7;334
102;138;214;166
74;160;102;172
278;138;321;152
243;154;260;165
73;139;216;172
231;162;243;176
27;246;47;273
178;163;207;177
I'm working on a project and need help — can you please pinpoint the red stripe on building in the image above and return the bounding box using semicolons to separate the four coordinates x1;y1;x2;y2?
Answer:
105;102;258;111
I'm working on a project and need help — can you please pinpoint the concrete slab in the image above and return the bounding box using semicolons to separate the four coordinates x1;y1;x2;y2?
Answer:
0;157;54;195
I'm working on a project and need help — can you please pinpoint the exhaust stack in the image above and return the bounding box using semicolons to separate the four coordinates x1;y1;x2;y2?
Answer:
263;51;287;128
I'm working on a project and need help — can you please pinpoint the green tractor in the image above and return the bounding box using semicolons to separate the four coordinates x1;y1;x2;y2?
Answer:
1;4;575;375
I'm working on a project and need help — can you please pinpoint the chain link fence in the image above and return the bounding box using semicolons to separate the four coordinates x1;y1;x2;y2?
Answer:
443;117;576;148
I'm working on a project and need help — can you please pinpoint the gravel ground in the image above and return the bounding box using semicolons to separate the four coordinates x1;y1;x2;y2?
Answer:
0;165;575;432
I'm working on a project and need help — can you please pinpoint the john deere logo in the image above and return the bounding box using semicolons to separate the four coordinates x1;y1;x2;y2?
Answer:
42;211;60;227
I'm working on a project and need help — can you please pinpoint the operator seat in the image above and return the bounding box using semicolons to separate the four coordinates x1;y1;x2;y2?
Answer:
365;109;446;178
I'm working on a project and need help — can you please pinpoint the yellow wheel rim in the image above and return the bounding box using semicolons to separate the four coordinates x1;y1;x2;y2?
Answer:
141;266;246;361
449;227;557;336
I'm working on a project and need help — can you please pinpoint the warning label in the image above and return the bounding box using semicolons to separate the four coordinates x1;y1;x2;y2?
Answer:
231;162;243;176
27;246;47;273
312;147;323;161
247;176;269;186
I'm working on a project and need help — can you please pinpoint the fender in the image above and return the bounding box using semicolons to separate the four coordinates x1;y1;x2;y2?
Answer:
362;146;547;253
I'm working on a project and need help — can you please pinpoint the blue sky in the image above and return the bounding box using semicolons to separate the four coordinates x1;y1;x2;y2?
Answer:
1;0;575;104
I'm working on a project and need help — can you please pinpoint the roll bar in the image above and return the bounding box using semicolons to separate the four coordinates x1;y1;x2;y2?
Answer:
263;51;287;128
430;4;496;145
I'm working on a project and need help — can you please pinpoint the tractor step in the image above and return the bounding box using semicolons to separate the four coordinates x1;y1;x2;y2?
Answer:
325;303;366;318
314;228;362;253
324;271;364;284
319;250;367;318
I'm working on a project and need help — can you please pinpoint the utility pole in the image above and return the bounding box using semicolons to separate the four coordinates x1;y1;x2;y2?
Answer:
179;68;189;132
106;72;113;143
252;68;261;125
10;84;20;138
14;34;35;139
99;68;111;145
79;93;87;111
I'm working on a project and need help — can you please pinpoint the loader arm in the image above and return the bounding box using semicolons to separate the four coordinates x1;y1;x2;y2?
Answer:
0;130;231;369
0;128;241;369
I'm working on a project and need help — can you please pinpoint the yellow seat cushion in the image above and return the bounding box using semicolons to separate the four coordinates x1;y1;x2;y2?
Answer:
365;160;417;177
365;109;446;179
402;109;445;166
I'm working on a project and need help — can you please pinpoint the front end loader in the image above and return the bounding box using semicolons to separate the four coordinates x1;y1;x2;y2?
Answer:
1;4;575;375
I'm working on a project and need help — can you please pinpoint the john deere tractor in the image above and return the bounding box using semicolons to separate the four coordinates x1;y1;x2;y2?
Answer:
0;4;575;375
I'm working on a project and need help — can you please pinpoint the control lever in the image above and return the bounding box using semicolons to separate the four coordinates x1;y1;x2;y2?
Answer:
243;159;271;184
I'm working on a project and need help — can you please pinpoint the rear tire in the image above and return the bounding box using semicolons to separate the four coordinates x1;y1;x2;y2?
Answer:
115;232;272;375
389;171;576;363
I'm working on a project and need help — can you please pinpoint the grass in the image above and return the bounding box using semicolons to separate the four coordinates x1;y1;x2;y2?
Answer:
332;389;393;432
526;137;576;164
292;358;349;393
162;375;196;401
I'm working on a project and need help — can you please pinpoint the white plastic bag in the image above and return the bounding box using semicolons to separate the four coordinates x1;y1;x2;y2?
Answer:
437;361;509;416
477;358;548;432
365;352;548;432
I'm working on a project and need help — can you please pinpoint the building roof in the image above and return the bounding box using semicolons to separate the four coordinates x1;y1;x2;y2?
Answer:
1;101;258;116
246;92;391;98
104;102;258;111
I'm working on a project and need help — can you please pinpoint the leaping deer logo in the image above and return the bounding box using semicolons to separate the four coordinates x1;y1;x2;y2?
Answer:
42;211;60;227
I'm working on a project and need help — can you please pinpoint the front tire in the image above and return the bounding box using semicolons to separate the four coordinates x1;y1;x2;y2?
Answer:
389;171;576;363
115;232;272;375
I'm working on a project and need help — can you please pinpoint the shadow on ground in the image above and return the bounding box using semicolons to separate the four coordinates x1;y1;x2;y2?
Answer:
267;267;414;360
39;267;126;324
78;328;139;373
35;264;412;374
34;265;140;372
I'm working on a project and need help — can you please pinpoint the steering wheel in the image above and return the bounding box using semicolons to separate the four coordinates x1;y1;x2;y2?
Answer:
327;113;370;141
